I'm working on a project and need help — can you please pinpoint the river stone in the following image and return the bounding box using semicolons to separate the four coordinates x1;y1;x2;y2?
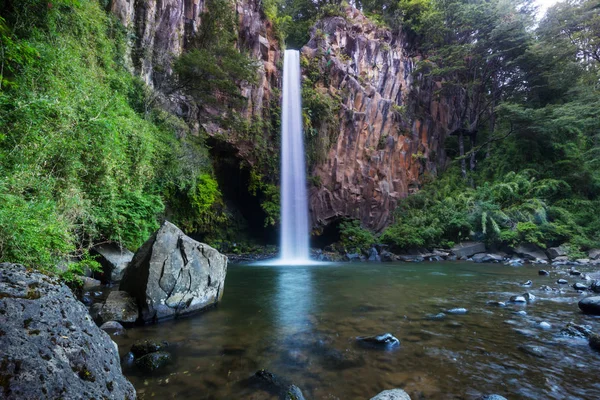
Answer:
573;283;588;291
91;243;134;283
100;321;126;336
357;333;400;349
370;388;411;400
98;290;138;325
591;280;600;293
368;247;381;262
578;296;600;315
447;307;468;314
560;322;592;338
472;253;503;263
557;279;568;284
0;263;136;399
522;280;532;286
523;292;536;302
589;333;600;351
120;221;228;323
131;340;168;358
479;396;508;400
570;269;582;276
538;270;550;276
539;322;551;329
451;242;486;258
135;351;172;372
249;370;306;400
510;295;527;303
518;344;547;358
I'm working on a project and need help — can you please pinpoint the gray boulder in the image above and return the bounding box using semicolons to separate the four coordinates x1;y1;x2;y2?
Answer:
591;280;600;293
451;242;486;258
588;249;600;260
91;243;134;283
120;221;228;323
97;291;138;325
0;263;135;399
513;244;549;262
579;296;600;315
547;246;567;259
472;253;503;263
370;389;411;400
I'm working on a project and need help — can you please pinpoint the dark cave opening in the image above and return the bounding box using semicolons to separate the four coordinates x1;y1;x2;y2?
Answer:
311;218;344;249
206;137;278;246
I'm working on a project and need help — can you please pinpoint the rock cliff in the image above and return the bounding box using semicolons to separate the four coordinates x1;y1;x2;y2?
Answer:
108;1;461;234
303;7;462;232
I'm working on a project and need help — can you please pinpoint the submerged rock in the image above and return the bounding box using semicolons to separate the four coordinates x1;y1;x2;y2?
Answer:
518;344;547;358
578;296;600;315
120;221;228;323
0;263;136;399
248;369;306;400
521;280;532;287
426;312;447;320
356;333;400;349
370;388;411;400
538;270;550;276
560;322;592;338
135;351;172;372
131;339;169;358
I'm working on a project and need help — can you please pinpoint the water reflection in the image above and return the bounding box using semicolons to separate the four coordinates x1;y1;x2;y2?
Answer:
274;266;314;335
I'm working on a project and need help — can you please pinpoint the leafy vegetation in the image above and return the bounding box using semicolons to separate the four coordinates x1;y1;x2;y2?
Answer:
339;219;376;253
0;0;218;271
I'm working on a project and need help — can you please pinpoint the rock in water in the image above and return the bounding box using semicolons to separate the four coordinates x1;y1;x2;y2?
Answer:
478;396;508;400
248;370;306;400
97;290;138;325
370;388;411;400
538;270;550;276
91;243;134;283
578;297;600;315
451;242;486;258
120;221;228;323
589;333;600;351
447;308;468;314
0;263;136;399
573;283;588;291
357;333;400;349
135;351;172;372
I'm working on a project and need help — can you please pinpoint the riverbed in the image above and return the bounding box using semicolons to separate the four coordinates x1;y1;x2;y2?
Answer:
113;261;600;399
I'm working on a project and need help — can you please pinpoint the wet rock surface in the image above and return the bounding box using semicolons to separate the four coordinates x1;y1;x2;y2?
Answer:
120;221;228;323
91;243;134;283
370;388;411;400
0;263;135;399
247;369;306;400
356;333;400;349
578;296;600;315
97;290;138;325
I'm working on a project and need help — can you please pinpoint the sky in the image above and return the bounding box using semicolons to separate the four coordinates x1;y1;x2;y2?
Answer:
534;0;562;18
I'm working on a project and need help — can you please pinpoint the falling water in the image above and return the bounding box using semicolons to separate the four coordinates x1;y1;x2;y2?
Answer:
279;49;311;264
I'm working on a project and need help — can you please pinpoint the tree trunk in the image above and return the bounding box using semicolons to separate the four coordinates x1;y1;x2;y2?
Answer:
459;132;467;179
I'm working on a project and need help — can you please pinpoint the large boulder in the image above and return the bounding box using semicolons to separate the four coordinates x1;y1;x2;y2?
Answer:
91;243;134;283
578;296;600;315
120;221;228;323
513;244;549;262
588;249;600;260
451;242;486;258
547;246;567;259
0;263;135;399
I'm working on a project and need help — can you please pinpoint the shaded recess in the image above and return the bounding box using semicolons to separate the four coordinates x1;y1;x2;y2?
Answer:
311;217;344;249
206;137;277;245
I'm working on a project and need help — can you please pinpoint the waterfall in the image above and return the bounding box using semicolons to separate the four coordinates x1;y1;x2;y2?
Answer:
279;49;311;264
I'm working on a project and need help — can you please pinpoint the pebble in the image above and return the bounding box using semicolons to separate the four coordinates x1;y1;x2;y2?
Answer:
510;295;527;303
521;280;532;287
557;279;568;284
570;270;582;276
538;270;550;276
514;310;527;316
539;322;551;329
573;283;588;290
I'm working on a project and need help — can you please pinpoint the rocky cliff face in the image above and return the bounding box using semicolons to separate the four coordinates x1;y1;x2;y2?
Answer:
109;0;280;147
303;7;462;232
109;1;461;234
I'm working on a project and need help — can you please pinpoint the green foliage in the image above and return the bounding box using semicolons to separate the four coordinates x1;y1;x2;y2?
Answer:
0;0;216;269
339;219;375;253
249;170;281;227
59;252;102;288
174;0;257;114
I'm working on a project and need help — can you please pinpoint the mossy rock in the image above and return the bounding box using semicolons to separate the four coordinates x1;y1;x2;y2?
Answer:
135;352;172;373
130;340;168;358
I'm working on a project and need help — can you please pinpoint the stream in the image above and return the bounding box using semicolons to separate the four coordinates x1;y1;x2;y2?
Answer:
113;261;600;399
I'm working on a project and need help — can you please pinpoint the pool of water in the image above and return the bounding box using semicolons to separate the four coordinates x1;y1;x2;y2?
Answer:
113;262;600;399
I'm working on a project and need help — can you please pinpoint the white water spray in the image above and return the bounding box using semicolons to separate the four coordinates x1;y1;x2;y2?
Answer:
278;49;311;264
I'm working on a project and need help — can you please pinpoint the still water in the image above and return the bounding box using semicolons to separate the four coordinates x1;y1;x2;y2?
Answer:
114;262;600;399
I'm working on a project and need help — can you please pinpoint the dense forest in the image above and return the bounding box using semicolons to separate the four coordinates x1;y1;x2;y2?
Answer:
0;0;599;275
